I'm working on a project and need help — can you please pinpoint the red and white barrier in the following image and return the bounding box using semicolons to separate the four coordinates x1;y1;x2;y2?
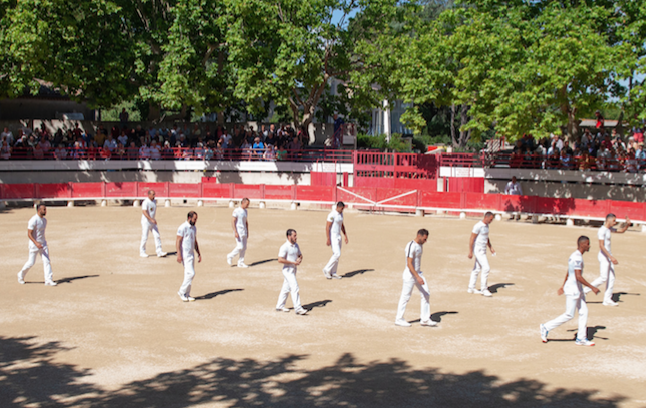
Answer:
2;182;645;226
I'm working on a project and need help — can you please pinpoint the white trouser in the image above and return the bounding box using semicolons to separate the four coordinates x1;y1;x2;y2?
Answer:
584;254;615;303
179;255;195;296
20;246;53;282
323;235;342;275
276;269;302;311
140;221;163;256
544;293;588;341
469;249;490;290
396;274;430;322
227;235;247;264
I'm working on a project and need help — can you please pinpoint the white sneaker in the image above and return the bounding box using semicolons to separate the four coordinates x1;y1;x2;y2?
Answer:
295;308;308;315
467;288;481;294
186;296;195;302
17;272;25;284
227;256;233;265
575;338;595;347
45;281;57;286
178;292;189;302
602;300;618;307
237;262;249;268
323;269;332;279
420;320;438;327
331;274;342;279
276;307;290;312
157;252;168;257
395;319;411;327
140;253;149;258
540;324;549;343
482;289;493;297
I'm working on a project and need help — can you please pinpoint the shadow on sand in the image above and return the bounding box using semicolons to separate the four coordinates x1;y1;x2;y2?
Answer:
0;336;626;407
341;269;374;279
56;275;100;284
195;289;244;301
302;300;332;312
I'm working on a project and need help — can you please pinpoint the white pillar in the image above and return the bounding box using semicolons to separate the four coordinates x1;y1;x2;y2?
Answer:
641;224;646;233
495;214;502;221
197;200;204;207
415;209;424;217
67;201;74;207
532;215;539;224
566;218;574;227
459;212;466;219
436;210;445;215
290;202;298;210
259;201;266;209
101;200;107;207
229;200;235;208
383;99;391;141
165;199;171;207
133;200;140;207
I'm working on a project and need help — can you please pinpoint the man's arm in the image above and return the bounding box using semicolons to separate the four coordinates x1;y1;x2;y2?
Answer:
598;239;617;264
407;256;424;286
467;233;476;258
487;238;495;254
142;208;156;224
176;235;183;263
341;223;348;244
232;215;239;239
27;228;42;249
557;271;569;295
615;217;630;234
575;269;599;294
325;221;332;246
245;220;249;238
195;238;201;263
278;256;301;266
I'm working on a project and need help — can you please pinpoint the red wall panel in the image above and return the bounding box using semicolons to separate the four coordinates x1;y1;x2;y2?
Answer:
418;191;462;209
71;182;105;198
168;183;202;198
464;193;500;211
202;183;233;198
336;187;378;204
295;186;335;202
105;182;137;197
2;183;36;199
36;183;72;199
232;184;265;199
137;182;169;197
264;185;293;200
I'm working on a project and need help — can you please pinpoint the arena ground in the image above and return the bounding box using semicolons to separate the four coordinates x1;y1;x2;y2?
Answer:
1;204;645;407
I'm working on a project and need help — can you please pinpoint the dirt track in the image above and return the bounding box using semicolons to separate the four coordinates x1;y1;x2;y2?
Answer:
1;204;645;407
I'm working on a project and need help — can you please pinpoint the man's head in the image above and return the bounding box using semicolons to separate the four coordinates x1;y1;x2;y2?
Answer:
605;213;617;228
511;176;517;183
187;211;198;226
286;229;297;244
241;198;250;209
415;228;429;245
483;211;494;224
148;190;155;200
36;203;47;217
336;201;345;213
577;235;590;253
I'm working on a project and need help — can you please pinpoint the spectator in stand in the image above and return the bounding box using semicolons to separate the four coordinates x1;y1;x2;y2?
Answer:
608;147;620;172
601;134;612;150
73;123;83;140
111;125;120;140
264;131;276;147
118;130;129;147
252;137;264;160
276;143;288;161
182;144;193;161
263;144;276;161
75;136;88;158
204;141;214;161
241;138;252;161
150;140;161;160
40;135;52;157
119;108;129;124
597;145;609;170
632;127;644;144
194;142;205;160
626;148;638;173
127;141;139;160
1;127;14;146
333;114;344;148
178;133;188;148
635;143;645;170
115;142;126;160
504;176;523;195
560;149;572;170
161;141;173;160
53;129;64;147
139;140;151;160
33;143;44;160
595;110;605;130
215;140;224;160
103;134;118;152
563;140;573;155
547;140;558;157
220;128;232;149
288;136;302;160
1;139;11;160
54;144;67;160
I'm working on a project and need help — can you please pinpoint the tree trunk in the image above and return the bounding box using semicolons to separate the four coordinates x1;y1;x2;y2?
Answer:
450;104;457;148
147;102;161;122
566;106;580;143
616;110;625;138
459;104;470;149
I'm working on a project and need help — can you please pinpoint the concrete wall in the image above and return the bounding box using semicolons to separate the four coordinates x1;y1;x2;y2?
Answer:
485;179;646;202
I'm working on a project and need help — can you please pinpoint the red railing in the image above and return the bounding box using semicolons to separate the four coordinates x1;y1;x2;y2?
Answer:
2;181;645;222
0;147;355;163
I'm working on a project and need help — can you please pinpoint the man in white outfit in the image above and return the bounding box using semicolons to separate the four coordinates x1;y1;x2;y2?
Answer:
323;201;348;279
176;211;201;302
140;190;167;258
395;229;438;327
504;176;523;195
540;236;599;346
276;229;308;315
18;204;57;286
227;198;250;268
468;212;496;297
583;213;630;306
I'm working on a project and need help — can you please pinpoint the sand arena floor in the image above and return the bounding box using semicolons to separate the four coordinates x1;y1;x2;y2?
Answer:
1;204;645;407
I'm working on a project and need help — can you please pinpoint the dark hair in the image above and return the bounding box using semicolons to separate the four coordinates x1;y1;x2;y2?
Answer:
286;229;296;237
577;235;590;246
36;203;46;211
336;201;345;208
187;211;197;219
605;213;616;221
417;228;429;237
241;197;250;204
484;211;494;218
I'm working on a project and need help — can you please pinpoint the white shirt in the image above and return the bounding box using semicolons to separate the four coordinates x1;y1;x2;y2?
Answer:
403;240;423;279
598;225;615;256
278;240;302;272
141;198;157;223
504;181;522;195
232;207;248;236
27;214;47;250
563;250;584;296
472;221;489;252
327;210;344;237
103;139;117;151
177;221;197;256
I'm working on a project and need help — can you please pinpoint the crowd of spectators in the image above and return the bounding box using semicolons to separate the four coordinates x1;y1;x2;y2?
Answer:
0;122;311;162
503;126;646;173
